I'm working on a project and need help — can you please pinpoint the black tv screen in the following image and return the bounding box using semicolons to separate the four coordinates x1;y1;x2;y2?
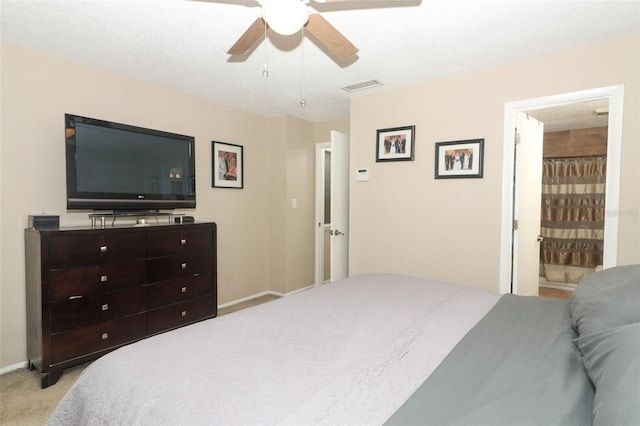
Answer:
65;114;196;211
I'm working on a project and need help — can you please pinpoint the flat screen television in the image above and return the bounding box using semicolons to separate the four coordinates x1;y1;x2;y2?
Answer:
65;114;196;211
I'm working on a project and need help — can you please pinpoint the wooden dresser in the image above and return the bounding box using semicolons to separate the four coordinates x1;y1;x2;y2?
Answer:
25;222;217;388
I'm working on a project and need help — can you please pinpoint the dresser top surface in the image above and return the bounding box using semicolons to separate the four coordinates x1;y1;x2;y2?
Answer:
26;221;216;235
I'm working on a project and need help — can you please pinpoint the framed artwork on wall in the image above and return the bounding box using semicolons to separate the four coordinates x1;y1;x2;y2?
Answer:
435;138;484;179
212;141;243;188
375;125;415;162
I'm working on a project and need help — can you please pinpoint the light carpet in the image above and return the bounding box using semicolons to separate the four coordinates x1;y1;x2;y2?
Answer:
1;363;86;425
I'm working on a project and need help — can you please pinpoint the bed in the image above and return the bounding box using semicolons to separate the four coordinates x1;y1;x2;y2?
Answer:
48;265;640;425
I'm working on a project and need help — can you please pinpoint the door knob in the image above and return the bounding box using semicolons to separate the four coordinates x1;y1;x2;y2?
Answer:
332;229;345;236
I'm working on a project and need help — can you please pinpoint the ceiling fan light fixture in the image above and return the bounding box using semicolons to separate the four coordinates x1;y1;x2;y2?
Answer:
262;0;309;36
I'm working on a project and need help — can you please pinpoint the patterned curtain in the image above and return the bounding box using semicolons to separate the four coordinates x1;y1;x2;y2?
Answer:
540;156;606;283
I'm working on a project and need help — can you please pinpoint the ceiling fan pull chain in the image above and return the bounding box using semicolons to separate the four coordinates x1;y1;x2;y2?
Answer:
300;27;307;108
263;19;270;78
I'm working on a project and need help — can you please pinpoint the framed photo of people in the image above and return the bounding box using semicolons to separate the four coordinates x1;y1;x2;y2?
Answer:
434;138;484;179
375;125;415;162
212;141;243;188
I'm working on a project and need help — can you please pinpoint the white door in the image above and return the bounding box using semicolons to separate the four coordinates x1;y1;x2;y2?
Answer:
330;130;349;281
512;112;544;295
314;143;330;285
500;86;623;295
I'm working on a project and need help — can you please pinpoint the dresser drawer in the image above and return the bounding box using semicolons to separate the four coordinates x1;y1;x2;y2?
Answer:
147;296;215;335
51;313;146;364
146;252;213;283
50;232;145;268
50;260;146;300
26;223;217;388
146;226;213;258
145;273;213;309
51;286;146;333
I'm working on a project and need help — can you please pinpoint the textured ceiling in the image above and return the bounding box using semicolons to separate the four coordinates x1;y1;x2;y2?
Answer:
527;99;610;133
1;0;639;123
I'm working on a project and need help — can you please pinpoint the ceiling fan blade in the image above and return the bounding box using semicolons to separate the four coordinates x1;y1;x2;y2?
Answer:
227;17;266;55
313;0;408;2
305;14;358;60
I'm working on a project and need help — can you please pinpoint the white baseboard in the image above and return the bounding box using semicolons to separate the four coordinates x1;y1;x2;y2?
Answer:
285;285;314;296
217;290;283;309
217;285;314;309
0;361;28;375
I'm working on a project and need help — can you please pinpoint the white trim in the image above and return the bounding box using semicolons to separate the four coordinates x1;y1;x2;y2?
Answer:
284;285;315;296
0;361;28;375
500;85;624;294
602;87;623;269
217;290;284;309
217;285;314;310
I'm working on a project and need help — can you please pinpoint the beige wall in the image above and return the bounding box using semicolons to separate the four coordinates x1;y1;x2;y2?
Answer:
3;34;636;370
0;42;346;369
350;35;640;291
266;115;349;295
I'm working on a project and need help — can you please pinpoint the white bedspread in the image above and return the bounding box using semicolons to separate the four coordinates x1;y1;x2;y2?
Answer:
49;273;500;425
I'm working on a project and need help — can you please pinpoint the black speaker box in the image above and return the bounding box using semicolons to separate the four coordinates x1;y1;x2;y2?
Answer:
28;215;60;230
174;215;195;224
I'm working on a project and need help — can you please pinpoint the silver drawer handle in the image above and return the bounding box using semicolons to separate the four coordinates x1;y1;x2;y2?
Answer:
181;263;187;269
101;332;109;340
180;239;187;245
181;286;187;293
100;245;108;253
181;310;187;317
100;275;108;283
101;303;109;311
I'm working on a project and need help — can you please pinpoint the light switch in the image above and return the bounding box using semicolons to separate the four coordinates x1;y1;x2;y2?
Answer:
291;198;297;209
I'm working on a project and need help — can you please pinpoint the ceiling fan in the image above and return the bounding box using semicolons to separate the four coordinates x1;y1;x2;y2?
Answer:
226;0;359;60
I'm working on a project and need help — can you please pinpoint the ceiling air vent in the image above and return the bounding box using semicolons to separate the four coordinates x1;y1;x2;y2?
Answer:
341;79;383;93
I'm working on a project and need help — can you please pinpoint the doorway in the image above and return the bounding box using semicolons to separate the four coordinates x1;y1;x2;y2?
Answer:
527;99;609;295
499;85;624;295
314;131;350;285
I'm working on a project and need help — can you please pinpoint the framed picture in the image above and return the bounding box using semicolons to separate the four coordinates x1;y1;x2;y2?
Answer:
212;141;243;188
376;125;415;162
435;138;484;179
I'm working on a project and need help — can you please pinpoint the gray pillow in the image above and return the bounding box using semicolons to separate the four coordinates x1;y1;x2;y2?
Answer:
569;264;640;337
574;322;640;426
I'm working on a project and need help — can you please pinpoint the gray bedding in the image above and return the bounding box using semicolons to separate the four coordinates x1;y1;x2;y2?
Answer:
48;266;639;425
48;273;501;425
386;294;595;426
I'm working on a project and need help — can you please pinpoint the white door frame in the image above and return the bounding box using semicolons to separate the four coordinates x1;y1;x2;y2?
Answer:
314;142;331;286
499;85;624;294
